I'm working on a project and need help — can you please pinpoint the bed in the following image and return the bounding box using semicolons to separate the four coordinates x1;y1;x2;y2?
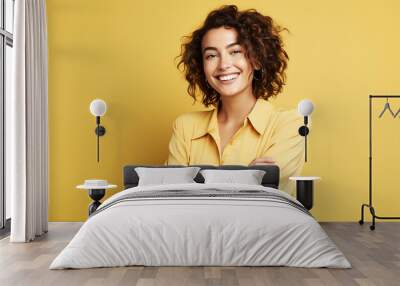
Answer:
50;165;351;269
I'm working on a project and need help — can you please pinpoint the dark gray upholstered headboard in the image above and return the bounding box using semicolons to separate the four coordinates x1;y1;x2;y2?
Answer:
123;165;280;189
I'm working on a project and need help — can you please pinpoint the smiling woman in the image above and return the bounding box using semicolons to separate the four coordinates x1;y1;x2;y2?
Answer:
166;5;305;193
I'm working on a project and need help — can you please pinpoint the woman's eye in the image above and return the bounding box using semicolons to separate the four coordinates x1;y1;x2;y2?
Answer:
205;54;217;60
231;50;242;55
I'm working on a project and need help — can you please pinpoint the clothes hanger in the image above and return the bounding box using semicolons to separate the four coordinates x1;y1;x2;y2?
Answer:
394;107;400;118
378;98;395;118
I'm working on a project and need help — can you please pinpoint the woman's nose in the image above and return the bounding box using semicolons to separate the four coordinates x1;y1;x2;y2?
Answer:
218;53;232;70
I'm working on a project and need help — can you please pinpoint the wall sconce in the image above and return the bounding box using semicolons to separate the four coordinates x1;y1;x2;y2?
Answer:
89;99;107;162
297;99;314;162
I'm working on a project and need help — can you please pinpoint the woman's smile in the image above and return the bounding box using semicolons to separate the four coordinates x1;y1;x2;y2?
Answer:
215;72;241;84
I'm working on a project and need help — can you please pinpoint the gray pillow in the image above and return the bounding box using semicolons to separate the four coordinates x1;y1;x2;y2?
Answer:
135;167;201;186
200;169;266;185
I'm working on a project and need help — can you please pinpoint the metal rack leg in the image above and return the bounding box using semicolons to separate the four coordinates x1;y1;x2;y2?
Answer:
359;203;371;225
359;203;400;230
359;204;368;225
359;203;376;230
370;206;376;231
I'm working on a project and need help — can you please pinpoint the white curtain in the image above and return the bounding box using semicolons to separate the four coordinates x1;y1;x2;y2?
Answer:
8;0;48;242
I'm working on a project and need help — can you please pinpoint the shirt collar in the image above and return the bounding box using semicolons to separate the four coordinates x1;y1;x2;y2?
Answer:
247;98;274;134
191;108;218;140
191;98;274;139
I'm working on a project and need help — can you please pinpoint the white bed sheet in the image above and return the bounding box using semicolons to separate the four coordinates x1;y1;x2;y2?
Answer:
50;183;350;269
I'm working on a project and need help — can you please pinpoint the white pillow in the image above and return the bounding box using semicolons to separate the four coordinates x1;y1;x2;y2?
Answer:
200;169;266;185
135;167;201;186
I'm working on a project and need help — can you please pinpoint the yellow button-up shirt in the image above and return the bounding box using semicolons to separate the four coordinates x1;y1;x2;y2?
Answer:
166;99;305;193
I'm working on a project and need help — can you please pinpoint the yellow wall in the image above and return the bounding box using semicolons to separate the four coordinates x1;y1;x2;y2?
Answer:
47;0;400;221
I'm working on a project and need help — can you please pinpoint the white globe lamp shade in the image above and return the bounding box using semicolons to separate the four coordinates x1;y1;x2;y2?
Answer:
298;99;314;116
90;99;107;117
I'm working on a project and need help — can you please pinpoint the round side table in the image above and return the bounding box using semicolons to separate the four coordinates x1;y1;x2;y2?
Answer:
289;176;321;210
77;183;117;215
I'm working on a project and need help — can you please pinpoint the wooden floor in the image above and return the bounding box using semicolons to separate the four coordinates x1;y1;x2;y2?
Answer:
0;222;399;286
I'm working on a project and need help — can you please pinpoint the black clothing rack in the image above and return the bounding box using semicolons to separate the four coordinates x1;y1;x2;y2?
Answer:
359;95;400;230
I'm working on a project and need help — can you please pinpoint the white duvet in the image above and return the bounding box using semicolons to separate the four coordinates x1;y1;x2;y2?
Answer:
50;183;351;269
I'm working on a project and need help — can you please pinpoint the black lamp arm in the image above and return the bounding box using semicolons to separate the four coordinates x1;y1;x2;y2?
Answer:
94;116;106;162
298;116;310;162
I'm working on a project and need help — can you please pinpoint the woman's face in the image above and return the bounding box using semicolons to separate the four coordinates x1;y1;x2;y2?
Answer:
201;27;255;99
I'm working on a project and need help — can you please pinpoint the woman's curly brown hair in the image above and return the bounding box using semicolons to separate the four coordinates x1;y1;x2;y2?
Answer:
177;5;289;107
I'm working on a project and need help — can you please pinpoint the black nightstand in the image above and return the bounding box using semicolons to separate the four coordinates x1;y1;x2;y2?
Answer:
289;176;321;210
77;181;117;215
